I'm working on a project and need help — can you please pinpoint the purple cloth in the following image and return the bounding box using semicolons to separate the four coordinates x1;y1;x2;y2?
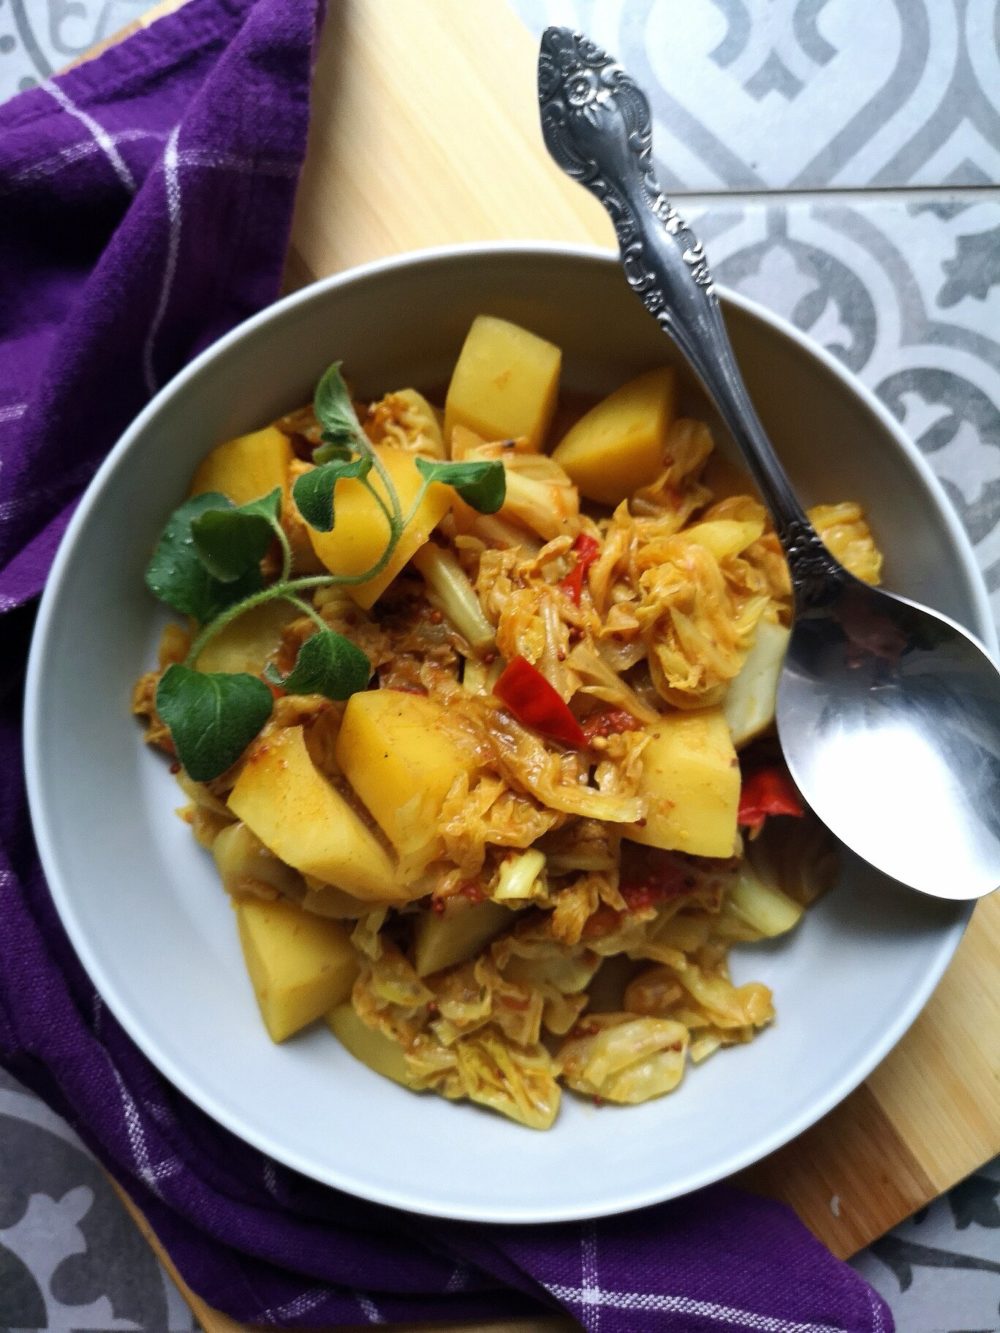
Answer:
0;2;894;1328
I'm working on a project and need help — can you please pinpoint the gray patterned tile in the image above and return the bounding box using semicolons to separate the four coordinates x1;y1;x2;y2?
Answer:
0;0;154;100
0;1074;196;1330
510;0;1000;190
682;194;1000;629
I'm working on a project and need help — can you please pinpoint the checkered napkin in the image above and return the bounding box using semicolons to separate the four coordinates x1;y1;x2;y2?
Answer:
0;1;894;1327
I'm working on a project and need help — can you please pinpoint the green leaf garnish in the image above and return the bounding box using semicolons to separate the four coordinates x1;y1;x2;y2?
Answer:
145;493;262;623
150;364;511;780
313;361;368;454
292;456;373;532
156;664;273;781
414;457;506;514
190;487;282;582
264;629;371;700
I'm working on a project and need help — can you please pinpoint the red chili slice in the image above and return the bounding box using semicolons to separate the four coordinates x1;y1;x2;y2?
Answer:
559;532;601;604
493;655;587;749
737;764;804;833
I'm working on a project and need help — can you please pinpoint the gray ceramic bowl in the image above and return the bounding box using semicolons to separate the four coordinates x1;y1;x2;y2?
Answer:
24;244;995;1223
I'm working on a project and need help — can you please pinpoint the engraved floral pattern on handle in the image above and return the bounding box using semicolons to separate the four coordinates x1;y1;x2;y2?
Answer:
538;28;714;303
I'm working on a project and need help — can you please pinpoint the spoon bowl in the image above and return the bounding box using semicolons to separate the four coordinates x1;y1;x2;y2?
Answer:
780;576;1000;899
539;26;1000;900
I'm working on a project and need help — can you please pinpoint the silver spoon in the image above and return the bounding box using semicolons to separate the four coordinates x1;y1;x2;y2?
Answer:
538;27;1000;901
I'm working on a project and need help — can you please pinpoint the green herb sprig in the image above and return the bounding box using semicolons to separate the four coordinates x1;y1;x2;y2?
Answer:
148;362;505;781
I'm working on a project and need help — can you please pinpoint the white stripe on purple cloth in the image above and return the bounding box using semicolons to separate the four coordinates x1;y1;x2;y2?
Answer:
546;1285;846;1333
581;1219;601;1332
444;1262;472;1293
42;80;137;193
0;459;98;525
865;1286;887;1333
354;1292;386;1324
258;1286;328;1325
142;125;182;396
176;147;300;178
0;403;27;423
262;1156;280;1198
6;130;167;192
109;1065;180;1197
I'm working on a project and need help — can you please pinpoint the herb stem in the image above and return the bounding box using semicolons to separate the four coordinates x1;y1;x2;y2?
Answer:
284;593;328;634
400;480;431;532
272;517;293;583
356;434;403;526
185;552;399;667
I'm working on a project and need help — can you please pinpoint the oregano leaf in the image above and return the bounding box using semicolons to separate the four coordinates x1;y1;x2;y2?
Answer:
415;457;506;514
292;456;373;532
264;629;371;700
156;664;273;781
145;494;262;623
190;487;282;582
313;361;368;453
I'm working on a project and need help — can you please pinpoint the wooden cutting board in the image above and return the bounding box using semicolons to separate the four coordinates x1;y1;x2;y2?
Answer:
92;2;1000;1328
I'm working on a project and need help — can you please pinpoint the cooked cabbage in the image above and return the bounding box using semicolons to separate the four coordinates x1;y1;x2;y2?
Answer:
144;344;886;1130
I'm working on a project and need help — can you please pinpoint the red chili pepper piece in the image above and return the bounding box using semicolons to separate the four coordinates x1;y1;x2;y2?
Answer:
737;764;804;832
559;532;601;604
618;845;694;910
493;655;587;749
581;708;644;741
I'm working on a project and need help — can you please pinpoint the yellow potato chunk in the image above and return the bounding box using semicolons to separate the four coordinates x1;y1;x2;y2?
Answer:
189;426;292;506
551;367;676;507
228;726;402;900
335;690;479;861
623;708;740;858
236;897;358;1042
444;315;561;452
303;446;450;610
196;600;296;676
412;898;513;977
327;1003;415;1085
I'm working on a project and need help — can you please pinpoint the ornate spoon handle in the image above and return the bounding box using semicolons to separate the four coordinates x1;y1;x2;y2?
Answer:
538;27;841;603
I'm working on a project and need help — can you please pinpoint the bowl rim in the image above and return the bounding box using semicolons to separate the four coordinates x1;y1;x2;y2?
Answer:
24;240;995;1222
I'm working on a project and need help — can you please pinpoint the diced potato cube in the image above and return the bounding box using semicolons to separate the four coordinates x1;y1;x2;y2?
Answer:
236;896;358;1042
196;600;297;676
335;690;479;861
303;446;450;610
723;619;791;748
551;367;676;507
622;708;740;858
412;898;513;977
189;426;292;506
444;315;562;451
228;726;402;900
327;1003;415;1085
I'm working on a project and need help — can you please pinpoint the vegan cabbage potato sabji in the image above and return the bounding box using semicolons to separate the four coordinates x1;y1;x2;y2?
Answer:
134;314;884;1130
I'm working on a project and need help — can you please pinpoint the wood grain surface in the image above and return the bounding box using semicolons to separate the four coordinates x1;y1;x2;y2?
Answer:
86;1;1000;1328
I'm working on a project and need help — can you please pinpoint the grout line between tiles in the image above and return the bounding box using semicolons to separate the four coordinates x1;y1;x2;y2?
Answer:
668;186;1000;208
